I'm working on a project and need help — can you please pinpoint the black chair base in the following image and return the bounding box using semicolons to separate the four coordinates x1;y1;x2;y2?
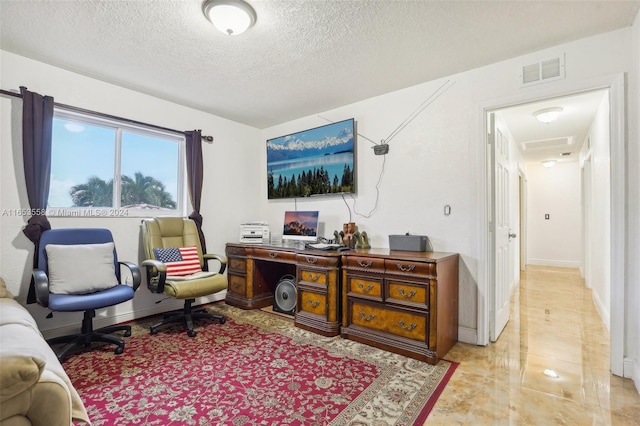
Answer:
150;299;225;337
47;309;131;362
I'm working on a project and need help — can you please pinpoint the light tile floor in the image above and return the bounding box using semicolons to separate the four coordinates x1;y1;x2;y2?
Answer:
428;265;640;425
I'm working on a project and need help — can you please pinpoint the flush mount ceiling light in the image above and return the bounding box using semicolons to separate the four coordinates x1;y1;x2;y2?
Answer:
202;0;256;36
534;107;563;124
542;160;556;168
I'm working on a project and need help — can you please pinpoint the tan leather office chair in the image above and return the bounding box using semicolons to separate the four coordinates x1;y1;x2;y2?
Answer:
141;217;227;337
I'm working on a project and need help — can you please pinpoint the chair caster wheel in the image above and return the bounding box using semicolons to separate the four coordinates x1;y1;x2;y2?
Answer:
188;330;196;337
150;327;158;335
115;346;124;355
219;317;226;324
124;330;131;337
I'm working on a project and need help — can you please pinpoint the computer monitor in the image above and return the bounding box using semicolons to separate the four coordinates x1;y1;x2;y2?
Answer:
282;211;319;242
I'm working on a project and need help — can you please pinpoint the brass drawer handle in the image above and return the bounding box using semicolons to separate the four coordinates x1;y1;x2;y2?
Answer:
268;252;278;258
398;320;417;331
305;256;318;264
398;288;417;299
357;260;373;267
308;274;321;282
357;283;374;293
396;263;415;272
307;299;320;308
359;312;375;321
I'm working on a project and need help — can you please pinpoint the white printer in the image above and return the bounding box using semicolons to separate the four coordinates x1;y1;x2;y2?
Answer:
239;222;270;244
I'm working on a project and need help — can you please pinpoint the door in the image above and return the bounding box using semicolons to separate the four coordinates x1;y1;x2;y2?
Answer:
489;113;511;342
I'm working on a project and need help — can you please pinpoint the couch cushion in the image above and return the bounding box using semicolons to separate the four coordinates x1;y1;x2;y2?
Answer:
153;246;202;276
0;353;45;400
0;277;14;299
46;242;118;294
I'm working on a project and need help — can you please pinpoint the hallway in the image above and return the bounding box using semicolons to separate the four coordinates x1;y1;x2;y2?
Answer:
428;265;640;424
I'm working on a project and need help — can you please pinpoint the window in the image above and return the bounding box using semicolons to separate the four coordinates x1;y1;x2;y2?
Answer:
48;109;185;217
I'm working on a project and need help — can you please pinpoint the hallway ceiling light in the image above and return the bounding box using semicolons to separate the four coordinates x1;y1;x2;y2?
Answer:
534;107;563;123
202;0;256;36
542;160;556;168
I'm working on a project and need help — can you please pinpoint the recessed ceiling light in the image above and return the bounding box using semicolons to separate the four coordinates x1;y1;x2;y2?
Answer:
534;107;563;124
543;369;559;378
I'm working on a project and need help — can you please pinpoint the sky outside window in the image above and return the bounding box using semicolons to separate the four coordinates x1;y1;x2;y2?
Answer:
49;116;180;209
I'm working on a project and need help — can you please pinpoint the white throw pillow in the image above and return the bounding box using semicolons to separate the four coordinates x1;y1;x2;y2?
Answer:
46;242;119;294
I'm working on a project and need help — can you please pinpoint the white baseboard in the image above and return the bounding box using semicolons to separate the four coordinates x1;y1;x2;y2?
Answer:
458;326;477;345
591;289;610;332
631;358;640;393
527;258;581;268
42;291;228;340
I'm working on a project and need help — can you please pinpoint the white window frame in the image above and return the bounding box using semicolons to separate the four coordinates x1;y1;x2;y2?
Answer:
49;108;186;218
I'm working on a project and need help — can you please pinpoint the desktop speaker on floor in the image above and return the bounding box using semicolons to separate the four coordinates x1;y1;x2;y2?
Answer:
273;274;296;315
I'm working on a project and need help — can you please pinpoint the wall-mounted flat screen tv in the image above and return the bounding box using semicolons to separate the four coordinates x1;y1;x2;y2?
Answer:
282;211;319;242
267;118;355;199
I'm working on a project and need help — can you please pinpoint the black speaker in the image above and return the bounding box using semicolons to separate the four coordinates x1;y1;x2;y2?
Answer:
273;274;297;315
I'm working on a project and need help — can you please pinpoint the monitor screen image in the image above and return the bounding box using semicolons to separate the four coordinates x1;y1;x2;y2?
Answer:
266;118;356;199
282;211;319;242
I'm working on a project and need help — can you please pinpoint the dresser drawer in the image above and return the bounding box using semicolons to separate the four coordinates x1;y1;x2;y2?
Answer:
299;289;326;317
296;254;339;268
384;259;435;278
228;274;246;296
349;300;427;342
343;256;385;273
298;268;327;286
386;279;429;309
252;248;297;263
228;257;246;272
345;274;383;301
226;245;247;256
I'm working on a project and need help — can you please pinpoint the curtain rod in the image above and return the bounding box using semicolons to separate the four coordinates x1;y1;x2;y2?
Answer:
0;88;214;143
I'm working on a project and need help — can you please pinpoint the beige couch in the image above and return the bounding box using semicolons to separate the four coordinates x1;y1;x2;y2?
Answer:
0;278;90;426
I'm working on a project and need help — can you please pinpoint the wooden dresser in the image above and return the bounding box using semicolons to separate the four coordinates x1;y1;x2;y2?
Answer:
341;249;459;364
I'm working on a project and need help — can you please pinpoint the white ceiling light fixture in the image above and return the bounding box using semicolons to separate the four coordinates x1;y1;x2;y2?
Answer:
542;160;556;168
202;0;256;36
534;107;563;124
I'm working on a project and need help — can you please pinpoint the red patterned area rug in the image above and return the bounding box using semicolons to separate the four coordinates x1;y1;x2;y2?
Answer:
66;303;457;425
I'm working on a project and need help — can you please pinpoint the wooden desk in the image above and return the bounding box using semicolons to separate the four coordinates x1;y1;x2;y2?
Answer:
225;243;342;336
225;243;459;364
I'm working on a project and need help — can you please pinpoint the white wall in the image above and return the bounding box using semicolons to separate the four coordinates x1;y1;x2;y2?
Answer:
525;162;582;268
582;96;612;328
0;51;262;336
630;10;640;389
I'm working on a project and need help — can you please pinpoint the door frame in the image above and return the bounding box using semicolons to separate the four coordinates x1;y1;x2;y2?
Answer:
476;73;626;376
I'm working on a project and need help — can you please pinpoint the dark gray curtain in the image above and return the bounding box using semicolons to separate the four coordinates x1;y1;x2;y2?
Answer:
185;130;207;264
20;87;54;303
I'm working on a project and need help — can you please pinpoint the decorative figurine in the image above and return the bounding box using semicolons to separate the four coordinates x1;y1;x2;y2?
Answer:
342;222;356;247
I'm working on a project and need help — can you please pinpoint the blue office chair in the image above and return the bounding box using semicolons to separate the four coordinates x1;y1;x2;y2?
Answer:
33;228;141;362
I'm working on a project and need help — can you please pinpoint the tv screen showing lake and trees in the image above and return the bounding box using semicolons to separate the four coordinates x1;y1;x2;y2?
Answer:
267;118;355;199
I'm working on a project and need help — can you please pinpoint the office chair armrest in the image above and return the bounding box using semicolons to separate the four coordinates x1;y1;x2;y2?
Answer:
118;261;142;291
32;269;50;307
203;253;227;274
141;259;167;293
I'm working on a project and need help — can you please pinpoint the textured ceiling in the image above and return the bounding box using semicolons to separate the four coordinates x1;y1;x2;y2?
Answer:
0;0;639;129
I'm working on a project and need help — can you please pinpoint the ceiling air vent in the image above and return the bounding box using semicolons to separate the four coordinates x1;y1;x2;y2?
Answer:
561;152;571;156
520;54;565;87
